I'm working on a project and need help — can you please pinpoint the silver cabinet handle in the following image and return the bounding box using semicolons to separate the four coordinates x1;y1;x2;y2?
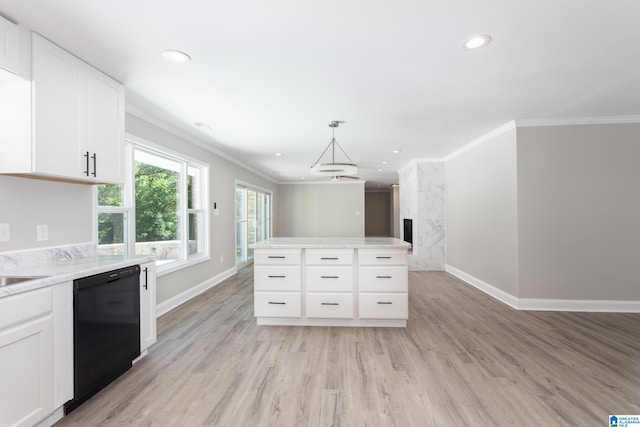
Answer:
268;256;286;259
376;275;392;279
268;301;286;305
268;275;286;278
377;301;393;305
376;256;392;259
321;257;339;260
321;302;339;306
321;275;339;279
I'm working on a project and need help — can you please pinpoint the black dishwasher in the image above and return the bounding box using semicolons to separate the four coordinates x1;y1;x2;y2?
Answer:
64;265;141;414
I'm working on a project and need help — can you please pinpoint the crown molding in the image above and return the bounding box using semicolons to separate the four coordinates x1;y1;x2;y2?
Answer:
279;180;365;185
125;103;277;184
516;115;640;127
443;121;516;162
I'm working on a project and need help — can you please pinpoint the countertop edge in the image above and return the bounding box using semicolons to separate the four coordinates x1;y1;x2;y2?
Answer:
0;255;155;298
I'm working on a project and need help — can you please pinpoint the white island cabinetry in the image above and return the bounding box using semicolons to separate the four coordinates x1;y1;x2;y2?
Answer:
254;249;302;318
252;237;410;327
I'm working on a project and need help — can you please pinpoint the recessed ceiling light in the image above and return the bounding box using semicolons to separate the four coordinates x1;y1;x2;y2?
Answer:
275;153;283;157
163;49;191;64
381;161;388;165
392;150;401;154
378;169;383;172
463;34;492;50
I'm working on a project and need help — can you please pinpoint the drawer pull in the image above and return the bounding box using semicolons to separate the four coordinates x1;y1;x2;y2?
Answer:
376;275;392;279
321;257;339;260
376;256;392;259
321;275;340;279
377;301;393;305
321;302;339;306
268;275;286;278
268;301;286;305
268;256;286;259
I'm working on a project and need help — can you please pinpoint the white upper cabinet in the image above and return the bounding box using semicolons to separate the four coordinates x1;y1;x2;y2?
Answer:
0;32;124;184
0;15;20;74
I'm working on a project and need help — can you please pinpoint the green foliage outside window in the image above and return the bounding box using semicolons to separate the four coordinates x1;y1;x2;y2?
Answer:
135;162;178;242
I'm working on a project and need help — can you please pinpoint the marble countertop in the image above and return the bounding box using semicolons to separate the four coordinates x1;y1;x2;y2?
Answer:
0;254;154;298
250;237;411;249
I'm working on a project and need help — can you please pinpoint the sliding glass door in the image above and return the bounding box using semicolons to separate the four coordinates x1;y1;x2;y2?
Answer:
236;184;272;266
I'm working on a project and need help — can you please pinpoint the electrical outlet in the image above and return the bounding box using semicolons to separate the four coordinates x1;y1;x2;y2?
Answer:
37;224;48;241
0;223;10;242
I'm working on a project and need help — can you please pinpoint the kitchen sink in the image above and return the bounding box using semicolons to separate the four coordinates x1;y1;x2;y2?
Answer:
0;276;47;286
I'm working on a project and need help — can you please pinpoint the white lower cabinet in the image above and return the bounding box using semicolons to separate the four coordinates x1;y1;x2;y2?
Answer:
358;248;408;321
254;292;301;317
358;293;408;319
139;262;157;352
306;293;354;319
0;288;54;427
254;245;408;326
51;282;73;409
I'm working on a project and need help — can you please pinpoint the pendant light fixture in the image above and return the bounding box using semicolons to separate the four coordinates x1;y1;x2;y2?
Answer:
310;121;358;176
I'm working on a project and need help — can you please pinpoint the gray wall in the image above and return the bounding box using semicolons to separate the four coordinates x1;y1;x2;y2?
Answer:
446;127;519;295
517;124;640;300
0;175;93;252
125;113;279;304
365;190;391;237
277;182;364;237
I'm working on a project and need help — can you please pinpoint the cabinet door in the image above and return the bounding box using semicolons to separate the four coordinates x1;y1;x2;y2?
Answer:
0;315;54;427
0;15;20;74
32;33;88;179
87;66;124;183
140;262;157;352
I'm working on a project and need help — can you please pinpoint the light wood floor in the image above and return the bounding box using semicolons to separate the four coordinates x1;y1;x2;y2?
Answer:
55;266;640;426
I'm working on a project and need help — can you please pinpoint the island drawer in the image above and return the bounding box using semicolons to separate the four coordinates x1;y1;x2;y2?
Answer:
305;249;353;265
358;249;407;266
359;266;408;292
254;292;301;318
358;293;408;319
306;266;353;292
254;249;302;265
254;266;301;291
306;293;354;319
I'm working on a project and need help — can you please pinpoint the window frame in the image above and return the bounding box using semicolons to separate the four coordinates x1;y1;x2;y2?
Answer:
95;135;210;276
235;180;272;266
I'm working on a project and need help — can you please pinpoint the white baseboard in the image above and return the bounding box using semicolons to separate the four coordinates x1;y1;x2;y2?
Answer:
444;264;640;313
156;266;237;317
444;265;519;309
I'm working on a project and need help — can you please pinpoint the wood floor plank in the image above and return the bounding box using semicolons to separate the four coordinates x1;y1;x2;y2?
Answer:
54;267;640;426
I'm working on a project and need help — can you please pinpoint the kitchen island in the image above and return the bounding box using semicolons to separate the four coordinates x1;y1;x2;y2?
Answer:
251;237;411;327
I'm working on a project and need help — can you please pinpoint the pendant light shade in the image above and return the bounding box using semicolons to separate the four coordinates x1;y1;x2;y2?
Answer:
310;121;358;176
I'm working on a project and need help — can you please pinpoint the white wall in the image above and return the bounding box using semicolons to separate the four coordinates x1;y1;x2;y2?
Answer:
446;126;519;296
517;124;640;300
277;182;364;237
0;175;93;252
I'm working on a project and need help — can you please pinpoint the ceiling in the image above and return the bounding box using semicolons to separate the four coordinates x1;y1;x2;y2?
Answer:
2;1;639;188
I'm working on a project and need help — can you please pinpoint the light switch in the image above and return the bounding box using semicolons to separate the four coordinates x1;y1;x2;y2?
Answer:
0;223;9;242
37;224;48;241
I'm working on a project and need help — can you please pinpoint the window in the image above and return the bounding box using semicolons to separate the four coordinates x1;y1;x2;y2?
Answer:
97;138;209;273
236;183;271;265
